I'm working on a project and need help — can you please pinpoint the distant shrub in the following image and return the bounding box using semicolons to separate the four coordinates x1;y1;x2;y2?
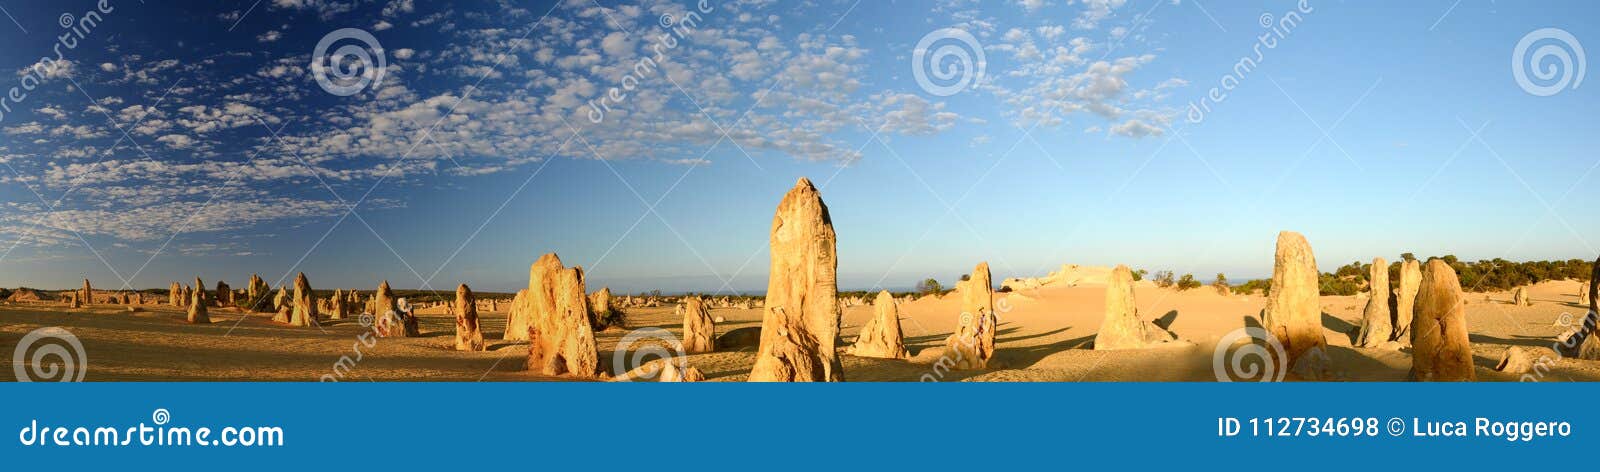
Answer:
1132;269;1147;282
1176;273;1201;291
916;278;944;296
1318;272;1361;296
1152;270;1175;288
1232;279;1271;295
1211;273;1230;294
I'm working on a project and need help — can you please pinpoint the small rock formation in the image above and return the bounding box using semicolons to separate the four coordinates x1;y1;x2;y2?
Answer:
848;290;909;359
1291;346;1334;381
1355;257;1394;348
215;281;232;307
81;278;93;306
943;261;998;370
1511;286;1531;307
247;274;271;311
1574;257;1600;361
290;272;317;327
1579;285;1590;306
274;286;289;312
1261;231;1326;369
589;286;616;329
1000;264;1117;291
373;280;417;337
1410;259;1476;381
1094;265;1177;350
748;178;843;382
192;277;206;307
271;285;292;324
659;361;706;382
1393;258;1422;346
454;284;485;351
682;296;715;354
329;289;346;320
1495;347;1534;374
169;282;182;307
507;254;564;342
187;286;210;324
523;255;599;377
68;292;81;308
503;289;530;341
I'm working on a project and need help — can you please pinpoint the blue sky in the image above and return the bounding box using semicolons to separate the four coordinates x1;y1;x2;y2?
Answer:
0;0;1595;294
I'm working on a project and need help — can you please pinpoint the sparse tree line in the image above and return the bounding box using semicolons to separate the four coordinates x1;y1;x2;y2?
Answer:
905;255;1594;300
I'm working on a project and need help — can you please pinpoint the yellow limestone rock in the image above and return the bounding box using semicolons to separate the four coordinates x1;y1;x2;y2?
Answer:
1393;259;1422;346
749;178;843;382
1355;257;1393;348
1410;259;1476;381
847;290;909;359
943;262;997;369
187;286;210;324
454;284;485;351
289;272;317;327
522;254;599;377
1094;265;1177;350
1261;231;1326;370
682;296;715;353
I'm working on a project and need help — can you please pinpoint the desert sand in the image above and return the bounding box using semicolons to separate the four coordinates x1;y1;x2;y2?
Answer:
4;277;1596;382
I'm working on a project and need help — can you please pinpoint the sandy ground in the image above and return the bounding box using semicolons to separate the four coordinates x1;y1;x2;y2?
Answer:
3;279;1597;381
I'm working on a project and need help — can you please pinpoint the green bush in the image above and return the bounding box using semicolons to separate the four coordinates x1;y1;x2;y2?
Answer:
1176;273;1201;291
1152;270;1175;288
